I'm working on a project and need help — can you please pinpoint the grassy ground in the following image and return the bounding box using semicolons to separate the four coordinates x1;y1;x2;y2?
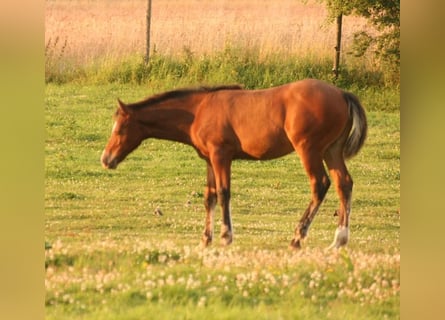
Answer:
45;83;399;319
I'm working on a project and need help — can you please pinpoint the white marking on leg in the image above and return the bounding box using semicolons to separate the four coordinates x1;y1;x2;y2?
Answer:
328;226;349;249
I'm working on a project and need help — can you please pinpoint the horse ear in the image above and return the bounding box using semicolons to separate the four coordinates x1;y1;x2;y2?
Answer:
117;98;131;114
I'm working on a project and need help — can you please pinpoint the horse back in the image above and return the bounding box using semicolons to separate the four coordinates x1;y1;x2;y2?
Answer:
190;79;349;159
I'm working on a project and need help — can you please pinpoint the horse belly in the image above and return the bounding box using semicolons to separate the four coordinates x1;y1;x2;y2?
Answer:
235;129;294;160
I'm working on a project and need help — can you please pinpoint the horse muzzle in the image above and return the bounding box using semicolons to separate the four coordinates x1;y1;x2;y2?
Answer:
101;151;118;169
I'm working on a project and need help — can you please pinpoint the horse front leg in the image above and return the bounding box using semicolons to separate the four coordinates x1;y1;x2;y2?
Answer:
201;163;217;247
209;151;233;246
218;187;232;246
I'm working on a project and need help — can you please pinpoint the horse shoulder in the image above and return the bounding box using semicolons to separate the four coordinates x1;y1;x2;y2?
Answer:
190;96;219;154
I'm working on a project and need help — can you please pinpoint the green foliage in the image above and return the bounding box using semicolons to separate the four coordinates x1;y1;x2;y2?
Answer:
45;45;399;91
317;0;400;76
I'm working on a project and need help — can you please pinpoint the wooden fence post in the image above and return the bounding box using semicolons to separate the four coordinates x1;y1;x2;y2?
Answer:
333;13;342;79
145;0;152;64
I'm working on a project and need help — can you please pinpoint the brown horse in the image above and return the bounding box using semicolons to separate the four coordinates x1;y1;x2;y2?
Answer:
101;79;367;250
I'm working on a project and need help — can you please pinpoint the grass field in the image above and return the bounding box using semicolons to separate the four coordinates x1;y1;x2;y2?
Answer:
45;0;399;318
45;83;399;319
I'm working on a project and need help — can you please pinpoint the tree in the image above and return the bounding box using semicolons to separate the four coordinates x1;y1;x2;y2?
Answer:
319;0;400;73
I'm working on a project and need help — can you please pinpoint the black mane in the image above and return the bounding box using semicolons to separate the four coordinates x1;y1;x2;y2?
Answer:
128;85;243;110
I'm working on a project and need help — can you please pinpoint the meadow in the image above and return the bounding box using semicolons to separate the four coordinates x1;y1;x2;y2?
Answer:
45;0;399;318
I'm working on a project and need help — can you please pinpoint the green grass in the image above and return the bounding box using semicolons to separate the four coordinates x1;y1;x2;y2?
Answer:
45;75;399;318
46;47;399;112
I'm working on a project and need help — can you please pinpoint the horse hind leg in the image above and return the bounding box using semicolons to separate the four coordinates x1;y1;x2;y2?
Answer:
324;147;353;249
290;150;330;250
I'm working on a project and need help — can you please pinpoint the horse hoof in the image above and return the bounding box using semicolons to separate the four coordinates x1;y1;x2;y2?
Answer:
289;238;302;251
220;233;233;246
201;235;212;248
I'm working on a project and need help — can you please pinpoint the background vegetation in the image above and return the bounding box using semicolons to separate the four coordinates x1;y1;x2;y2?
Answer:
45;0;399;93
318;0;400;79
45;0;399;318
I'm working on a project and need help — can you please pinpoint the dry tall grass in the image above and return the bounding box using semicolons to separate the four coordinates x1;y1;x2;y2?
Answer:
45;0;371;66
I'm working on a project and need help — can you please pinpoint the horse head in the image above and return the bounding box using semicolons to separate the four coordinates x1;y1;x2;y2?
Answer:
101;99;145;169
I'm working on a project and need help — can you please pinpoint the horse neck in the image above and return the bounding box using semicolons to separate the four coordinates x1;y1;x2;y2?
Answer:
135;94;202;145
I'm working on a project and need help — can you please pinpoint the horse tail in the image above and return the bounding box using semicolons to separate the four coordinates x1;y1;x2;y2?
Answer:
342;91;368;160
